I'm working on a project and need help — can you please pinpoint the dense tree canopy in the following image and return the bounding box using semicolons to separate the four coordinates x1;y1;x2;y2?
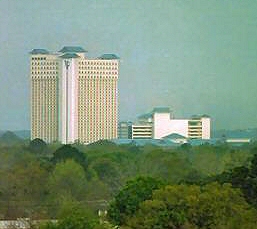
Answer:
211;152;257;208
52;145;88;170
29;138;47;154
0;139;256;224
123;183;257;229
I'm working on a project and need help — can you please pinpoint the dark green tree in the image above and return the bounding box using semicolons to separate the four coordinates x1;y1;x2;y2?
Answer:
90;158;120;193
29;138;47;154
108;176;164;225
52;145;88;170
40;206;98;229
210;153;257;208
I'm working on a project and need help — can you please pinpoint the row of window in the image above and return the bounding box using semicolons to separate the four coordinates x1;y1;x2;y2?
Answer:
79;66;117;70
31;62;58;65
31;66;58;70
31;57;47;60
79;61;118;66
78;77;118;81
31;72;58;75
79;71;118;75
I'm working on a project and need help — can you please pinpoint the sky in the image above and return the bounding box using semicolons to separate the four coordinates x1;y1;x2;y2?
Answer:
0;0;257;131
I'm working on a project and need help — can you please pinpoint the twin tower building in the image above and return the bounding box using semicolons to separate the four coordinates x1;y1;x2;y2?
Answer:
30;46;119;144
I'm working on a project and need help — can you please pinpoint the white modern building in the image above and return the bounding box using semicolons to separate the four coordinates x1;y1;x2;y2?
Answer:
30;46;119;144
126;107;211;140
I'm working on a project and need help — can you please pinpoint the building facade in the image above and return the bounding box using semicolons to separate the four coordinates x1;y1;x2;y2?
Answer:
30;46;119;144
118;121;132;139
152;108;211;140
118;107;211;140
131;124;153;139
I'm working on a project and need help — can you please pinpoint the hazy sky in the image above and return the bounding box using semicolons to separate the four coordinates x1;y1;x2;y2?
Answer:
0;0;257;130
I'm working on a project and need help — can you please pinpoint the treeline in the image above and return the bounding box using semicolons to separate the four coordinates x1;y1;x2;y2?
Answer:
0;137;257;226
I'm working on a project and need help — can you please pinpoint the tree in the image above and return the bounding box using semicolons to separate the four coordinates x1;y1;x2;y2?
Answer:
29;138;47;154
40;206;98;229
210;153;257;208
52;145;88;170
90;158;120;193
138;150;197;183
108;176;164;225
124;182;257;229
0;131;23;146
250;152;257;177
47;159;87;216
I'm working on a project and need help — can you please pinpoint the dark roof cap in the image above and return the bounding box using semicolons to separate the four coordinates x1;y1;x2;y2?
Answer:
59;46;87;53
191;114;210;119
191;115;201;119
201;114;210;118
98;54;120;60
30;49;49;54
152;107;171;113
60;53;79;59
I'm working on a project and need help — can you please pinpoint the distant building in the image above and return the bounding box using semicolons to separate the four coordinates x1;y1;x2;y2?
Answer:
30;46;119;144
118;121;132;139
131;124;153;139
119;107;211;140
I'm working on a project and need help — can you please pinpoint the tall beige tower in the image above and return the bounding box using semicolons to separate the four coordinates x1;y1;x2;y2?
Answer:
30;49;59;143
30;47;119;144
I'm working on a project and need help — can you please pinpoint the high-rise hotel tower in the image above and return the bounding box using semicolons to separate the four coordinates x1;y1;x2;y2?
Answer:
30;46;119;144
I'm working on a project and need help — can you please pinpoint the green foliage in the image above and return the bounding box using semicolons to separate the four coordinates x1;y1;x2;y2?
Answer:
0;152;49;219
47;159;87;206
41;207;98;229
108;176;164;225
0;139;255;220
52;145;88;170
29;138;47;154
124;183;257;229
211;153;257;208
250;149;257;176
0;131;23;146
89;158;121;193
138;150;198;183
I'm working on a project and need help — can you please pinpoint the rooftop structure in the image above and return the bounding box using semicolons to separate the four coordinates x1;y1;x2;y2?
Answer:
59;46;87;53
99;54;120;60
30;49;49;54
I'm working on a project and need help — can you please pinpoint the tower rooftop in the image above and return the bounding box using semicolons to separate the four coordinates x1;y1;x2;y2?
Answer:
98;54;120;60
30;49;49;54
59;46;87;53
60;53;80;59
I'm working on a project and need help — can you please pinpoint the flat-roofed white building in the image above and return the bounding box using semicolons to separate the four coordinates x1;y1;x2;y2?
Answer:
30;46;119;144
131;107;211;140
